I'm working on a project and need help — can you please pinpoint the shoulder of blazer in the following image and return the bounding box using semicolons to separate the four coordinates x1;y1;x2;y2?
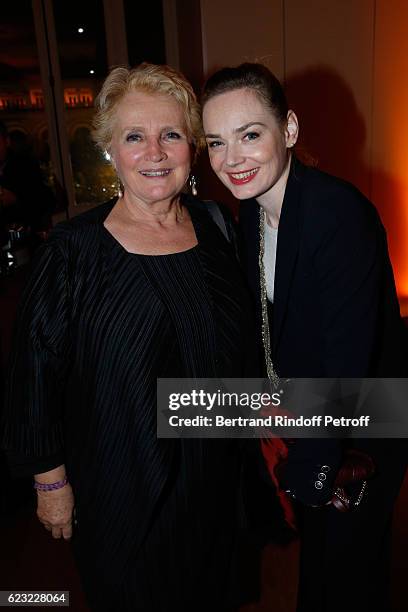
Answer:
289;158;383;244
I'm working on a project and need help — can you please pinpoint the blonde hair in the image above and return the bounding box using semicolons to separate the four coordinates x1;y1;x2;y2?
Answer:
93;63;205;159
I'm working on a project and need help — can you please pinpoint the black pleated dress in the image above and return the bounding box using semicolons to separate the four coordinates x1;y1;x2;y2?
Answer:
1;195;258;611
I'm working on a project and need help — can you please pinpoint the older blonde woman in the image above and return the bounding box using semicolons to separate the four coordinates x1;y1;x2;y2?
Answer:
1;64;258;611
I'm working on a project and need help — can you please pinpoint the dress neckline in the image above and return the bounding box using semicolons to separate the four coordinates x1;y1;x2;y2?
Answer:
100;197;200;257
100;222;199;257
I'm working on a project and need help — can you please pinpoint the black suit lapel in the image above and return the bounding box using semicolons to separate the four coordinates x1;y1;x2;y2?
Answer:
239;159;305;368
273;158;303;356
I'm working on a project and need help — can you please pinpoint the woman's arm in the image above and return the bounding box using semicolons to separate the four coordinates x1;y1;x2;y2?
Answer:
1;235;74;533
35;464;74;540
1;237;71;467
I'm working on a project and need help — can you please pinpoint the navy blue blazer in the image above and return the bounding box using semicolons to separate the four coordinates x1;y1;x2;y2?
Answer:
239;157;407;503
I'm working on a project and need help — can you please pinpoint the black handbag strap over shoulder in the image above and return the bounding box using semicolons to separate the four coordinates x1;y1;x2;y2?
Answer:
183;193;240;261
204;200;230;242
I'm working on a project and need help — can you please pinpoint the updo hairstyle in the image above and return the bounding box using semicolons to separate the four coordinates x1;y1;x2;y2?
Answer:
202;63;288;125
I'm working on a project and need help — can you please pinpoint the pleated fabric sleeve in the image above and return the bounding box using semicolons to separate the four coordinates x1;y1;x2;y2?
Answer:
1;236;71;471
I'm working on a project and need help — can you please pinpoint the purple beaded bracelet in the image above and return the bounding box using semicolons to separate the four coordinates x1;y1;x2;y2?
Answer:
34;476;68;492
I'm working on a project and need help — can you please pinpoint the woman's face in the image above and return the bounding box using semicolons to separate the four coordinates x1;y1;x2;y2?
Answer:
203;88;297;201
110;90;192;206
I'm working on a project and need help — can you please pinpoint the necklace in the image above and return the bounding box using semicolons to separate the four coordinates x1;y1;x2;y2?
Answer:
259;209;280;387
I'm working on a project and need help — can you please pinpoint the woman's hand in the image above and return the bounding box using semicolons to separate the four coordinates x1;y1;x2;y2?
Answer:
331;449;375;512
36;484;75;539
34;465;75;540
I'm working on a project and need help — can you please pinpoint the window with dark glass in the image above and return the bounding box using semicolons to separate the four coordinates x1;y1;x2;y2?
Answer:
52;0;117;206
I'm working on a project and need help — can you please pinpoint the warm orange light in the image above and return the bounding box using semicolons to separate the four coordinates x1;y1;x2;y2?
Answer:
371;0;408;310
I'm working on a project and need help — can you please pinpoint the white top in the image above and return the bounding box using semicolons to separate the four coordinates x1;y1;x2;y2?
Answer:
263;221;278;303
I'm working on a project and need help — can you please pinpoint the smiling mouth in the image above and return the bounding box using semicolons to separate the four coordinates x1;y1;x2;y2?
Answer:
227;168;259;185
139;169;172;177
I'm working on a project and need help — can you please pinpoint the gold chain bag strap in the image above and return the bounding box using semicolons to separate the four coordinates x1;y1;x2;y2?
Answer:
259;208;374;511
258;209;279;388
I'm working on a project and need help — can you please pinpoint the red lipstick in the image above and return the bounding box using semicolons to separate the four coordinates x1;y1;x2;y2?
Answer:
227;168;259;185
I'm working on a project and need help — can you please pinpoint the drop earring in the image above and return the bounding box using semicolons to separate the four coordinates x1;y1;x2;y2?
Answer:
189;174;198;196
